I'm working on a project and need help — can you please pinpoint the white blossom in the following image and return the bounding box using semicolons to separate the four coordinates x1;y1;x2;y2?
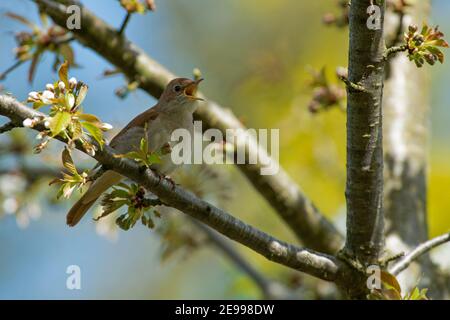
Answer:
101;123;113;131
28;91;39;100
44;120;50;128
45;83;55;91
23;118;35;128
3;197;19;214
41;90;55;104
69;77;78;88
58;81;66;91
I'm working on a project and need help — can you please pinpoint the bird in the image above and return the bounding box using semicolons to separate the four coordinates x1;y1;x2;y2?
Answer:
66;77;203;227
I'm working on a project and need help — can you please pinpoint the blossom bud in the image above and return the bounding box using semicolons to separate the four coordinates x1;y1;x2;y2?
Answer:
41;90;55;104
69;77;78;89
23;118;34;128
58;81;66;91
100;123;113;131
28;91;39;100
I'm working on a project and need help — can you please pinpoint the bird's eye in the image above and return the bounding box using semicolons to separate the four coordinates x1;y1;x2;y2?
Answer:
174;85;182;92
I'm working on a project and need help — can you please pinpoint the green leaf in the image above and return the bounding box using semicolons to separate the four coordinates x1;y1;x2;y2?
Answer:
77;113;101;123
380;271;402;295
140;137;148;153
146;216;155;229
83;122;104;147
61;147;78;175
96;200;127;221
59;44;75;66
147;152;162;165
109;188;131;199
75;84;88;108
58;61;69;87
116;182;132;191
71;120;83;141
49;111;72;137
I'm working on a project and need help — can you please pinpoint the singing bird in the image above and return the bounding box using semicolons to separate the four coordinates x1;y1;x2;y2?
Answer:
66;78;203;227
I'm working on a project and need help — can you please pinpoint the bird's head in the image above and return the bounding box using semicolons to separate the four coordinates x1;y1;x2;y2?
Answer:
159;78;203;111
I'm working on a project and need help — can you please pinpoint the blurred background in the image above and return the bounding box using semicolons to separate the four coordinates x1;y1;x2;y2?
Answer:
0;0;449;299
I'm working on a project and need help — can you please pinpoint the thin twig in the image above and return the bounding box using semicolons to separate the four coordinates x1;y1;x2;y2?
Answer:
383;44;408;60
0;60;25;81
0;121;18;134
118;12;131;35
390;232;450;275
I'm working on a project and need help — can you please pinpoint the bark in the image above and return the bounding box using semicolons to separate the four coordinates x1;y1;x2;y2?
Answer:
343;0;386;265
33;0;344;254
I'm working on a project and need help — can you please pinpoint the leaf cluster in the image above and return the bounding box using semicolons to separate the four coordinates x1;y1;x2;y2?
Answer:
4;12;75;83
98;183;162;230
405;24;449;67
26;61;111;155
119;0;156;14
49;147;89;199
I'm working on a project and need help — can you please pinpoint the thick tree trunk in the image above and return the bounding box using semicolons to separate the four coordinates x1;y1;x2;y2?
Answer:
344;0;386;265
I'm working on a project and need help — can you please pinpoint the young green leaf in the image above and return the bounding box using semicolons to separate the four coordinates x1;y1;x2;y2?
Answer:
61;147;78;176
58;60;69;87
82;122;104;147
74;83;88;109
49;111;71;137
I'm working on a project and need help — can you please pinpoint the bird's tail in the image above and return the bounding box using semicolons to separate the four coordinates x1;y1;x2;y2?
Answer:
66;170;123;227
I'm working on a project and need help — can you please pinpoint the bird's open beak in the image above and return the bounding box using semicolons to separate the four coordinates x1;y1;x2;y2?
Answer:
184;78;204;101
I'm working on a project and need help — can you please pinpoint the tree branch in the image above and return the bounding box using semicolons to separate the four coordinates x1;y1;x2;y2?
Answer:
0;94;344;282
343;1;386;265
118;12;131;35
0;121;18;134
383;44;407;60
390;232;450;276
33;0;344;254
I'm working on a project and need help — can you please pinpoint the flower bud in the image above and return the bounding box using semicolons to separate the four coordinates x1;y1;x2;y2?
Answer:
44;120;50;128
408;25;418;33
41;90;55;104
100;123;113;131
69;77;78;89
28;91;39;100
58;81;66;91
23;118;35;128
45;83;55;91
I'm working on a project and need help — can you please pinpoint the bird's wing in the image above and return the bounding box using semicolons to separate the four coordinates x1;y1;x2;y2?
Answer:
109;105;159;149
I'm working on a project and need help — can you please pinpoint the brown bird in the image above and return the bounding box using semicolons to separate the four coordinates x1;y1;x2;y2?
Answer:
66;77;203;226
